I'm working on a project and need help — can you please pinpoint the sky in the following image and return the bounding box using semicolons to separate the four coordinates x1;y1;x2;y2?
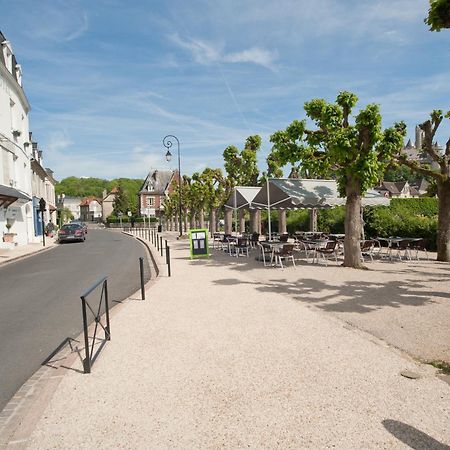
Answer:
1;0;449;181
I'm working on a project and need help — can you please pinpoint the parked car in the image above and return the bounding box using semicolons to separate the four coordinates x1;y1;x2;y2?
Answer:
59;223;86;243
70;220;88;234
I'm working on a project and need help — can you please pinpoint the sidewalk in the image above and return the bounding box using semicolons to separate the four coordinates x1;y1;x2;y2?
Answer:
0;237;57;266
4;233;450;449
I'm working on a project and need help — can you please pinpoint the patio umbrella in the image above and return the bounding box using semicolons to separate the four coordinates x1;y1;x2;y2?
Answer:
251;178;390;239
224;186;261;235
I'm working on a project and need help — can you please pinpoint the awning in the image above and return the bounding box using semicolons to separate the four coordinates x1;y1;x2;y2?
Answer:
0;184;32;208
251;179;390;209
225;186;261;210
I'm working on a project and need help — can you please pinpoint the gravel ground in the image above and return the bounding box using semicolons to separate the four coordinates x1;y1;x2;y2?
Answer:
25;236;450;449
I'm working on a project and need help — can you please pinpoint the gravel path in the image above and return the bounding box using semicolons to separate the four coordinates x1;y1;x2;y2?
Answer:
25;237;450;449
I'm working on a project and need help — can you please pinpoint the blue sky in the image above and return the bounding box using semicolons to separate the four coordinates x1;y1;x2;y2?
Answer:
1;0;449;180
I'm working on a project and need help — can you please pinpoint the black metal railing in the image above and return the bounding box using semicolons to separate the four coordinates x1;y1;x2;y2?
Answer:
80;276;111;374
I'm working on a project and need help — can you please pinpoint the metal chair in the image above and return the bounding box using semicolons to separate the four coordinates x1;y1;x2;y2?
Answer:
410;238;429;260
257;242;272;267
316;240;338;266
360;240;376;262
294;240;313;263
234;237;251;257
273;244;296;268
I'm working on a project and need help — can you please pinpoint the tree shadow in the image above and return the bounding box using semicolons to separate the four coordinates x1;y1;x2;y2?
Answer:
382;419;450;449
211;276;450;314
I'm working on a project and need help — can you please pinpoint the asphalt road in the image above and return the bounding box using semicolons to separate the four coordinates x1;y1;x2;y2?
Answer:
0;229;150;411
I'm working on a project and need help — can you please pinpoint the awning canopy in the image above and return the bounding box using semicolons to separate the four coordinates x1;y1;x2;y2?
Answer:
225;186;261;210
251;179;390;210
0;184;32;208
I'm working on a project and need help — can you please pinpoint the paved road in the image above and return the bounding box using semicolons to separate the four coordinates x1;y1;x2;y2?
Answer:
0;229;150;411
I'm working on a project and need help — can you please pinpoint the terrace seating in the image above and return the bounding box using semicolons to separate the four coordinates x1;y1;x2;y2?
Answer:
315;240;339;266
294;240;314;263
279;233;289;242
257;242;272;267
250;232;260;248
410;238;429;260
360;239;376;262
234;237;251;257
273;244;296;268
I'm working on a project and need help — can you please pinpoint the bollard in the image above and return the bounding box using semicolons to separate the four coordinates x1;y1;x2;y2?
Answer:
157;234;159;251
139;257;145;300
165;240;171;277
160;236;163;256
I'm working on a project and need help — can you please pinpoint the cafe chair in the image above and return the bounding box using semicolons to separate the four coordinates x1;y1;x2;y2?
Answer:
234;237;251;257
360;240;376;262
273;244;296;268
410;238;429;261
316;240;339;266
257;242;272;267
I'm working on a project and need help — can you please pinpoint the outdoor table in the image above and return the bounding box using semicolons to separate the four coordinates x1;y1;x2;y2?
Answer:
377;237;421;261
302;239;329;263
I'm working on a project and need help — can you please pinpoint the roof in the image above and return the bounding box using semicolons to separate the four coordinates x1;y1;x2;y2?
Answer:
377;181;407;195
251;179;390;209
139;170;174;195
224;186;261;209
80;197;101;206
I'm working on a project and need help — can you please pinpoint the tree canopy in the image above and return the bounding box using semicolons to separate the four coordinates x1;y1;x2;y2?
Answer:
425;0;450;31
269;91;406;268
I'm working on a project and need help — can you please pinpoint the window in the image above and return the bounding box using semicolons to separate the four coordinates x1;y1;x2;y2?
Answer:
146;196;155;207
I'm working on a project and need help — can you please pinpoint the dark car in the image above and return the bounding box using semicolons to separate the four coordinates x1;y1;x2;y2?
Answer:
59;223;86;243
70;220;88;234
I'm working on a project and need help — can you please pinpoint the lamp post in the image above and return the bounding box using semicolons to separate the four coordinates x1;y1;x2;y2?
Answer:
163;135;183;237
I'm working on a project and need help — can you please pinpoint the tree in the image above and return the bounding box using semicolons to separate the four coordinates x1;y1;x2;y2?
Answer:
270;91;406;268
112;185;130;215
395;110;450;261
425;0;450;31
223;135;262;186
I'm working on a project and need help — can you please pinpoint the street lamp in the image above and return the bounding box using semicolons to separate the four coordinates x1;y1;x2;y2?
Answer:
163;135;183;237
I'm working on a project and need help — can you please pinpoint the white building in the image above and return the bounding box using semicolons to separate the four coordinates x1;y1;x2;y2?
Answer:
0;31;34;247
30;140;57;230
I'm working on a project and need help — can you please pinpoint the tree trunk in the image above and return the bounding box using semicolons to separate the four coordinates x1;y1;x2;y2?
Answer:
343;181;364;268
184;214;189;233
238;209;246;234
250;209;259;233
437;180;450;262
210;209;217;235
309;208;317;232
224;208;233;234
278;210;287;234
199;210;205;229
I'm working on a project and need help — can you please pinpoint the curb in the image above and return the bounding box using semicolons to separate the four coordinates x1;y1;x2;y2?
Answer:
0;243;58;268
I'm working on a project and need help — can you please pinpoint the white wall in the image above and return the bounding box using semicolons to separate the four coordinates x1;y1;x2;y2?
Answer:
0;39;33;247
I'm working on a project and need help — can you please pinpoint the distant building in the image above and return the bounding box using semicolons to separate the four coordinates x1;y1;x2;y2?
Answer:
375;181;420;199
402;125;442;172
57;196;82;221
101;187;118;221
80;197;102;222
138;169;177;219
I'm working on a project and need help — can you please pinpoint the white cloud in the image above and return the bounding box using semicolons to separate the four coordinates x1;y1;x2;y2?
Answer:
224;47;278;71
169;34;277;70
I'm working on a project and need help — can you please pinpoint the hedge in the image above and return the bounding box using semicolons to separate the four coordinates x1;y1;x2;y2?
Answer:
285;198;438;250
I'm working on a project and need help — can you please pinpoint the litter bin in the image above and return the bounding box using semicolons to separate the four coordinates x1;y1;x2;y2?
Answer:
157;225;162;232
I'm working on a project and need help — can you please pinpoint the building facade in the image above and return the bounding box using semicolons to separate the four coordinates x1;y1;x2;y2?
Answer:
101;187;118;221
138;169;176;219
80;197;102;222
0;31;33;247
